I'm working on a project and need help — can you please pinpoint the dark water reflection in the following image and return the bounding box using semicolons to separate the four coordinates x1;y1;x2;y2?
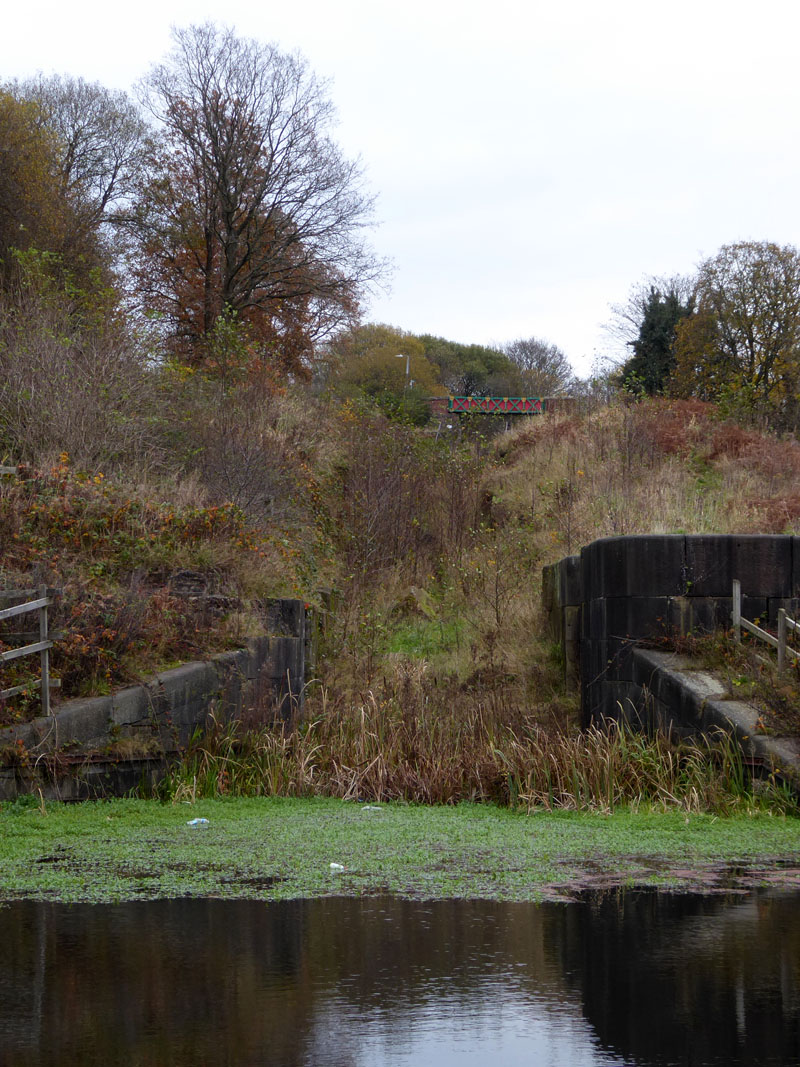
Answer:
0;890;798;1066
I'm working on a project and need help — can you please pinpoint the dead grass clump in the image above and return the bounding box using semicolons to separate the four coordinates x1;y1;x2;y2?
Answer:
738;495;800;533
498;414;583;465
171;381;328;526
0;284;168;474
161;699;792;815
635;398;715;457
491;395;800;556
324;412;484;586
707;422;768;461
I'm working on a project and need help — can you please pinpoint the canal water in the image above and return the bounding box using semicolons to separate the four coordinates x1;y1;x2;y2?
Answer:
0;890;797;1065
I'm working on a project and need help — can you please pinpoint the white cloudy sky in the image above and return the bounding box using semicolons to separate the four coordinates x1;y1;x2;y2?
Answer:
4;0;800;376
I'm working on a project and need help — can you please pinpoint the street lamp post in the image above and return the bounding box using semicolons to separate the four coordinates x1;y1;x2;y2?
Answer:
395;353;410;388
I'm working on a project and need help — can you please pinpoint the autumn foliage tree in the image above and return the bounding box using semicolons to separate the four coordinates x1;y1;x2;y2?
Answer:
419;335;518;395
672;241;800;428
6;75;150;236
329;324;443;423
0;91;95;289
130;23;383;378
502;336;576;395
0;80;152;311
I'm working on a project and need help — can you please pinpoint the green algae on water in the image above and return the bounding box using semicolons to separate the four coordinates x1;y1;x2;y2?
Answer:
1;796;800;904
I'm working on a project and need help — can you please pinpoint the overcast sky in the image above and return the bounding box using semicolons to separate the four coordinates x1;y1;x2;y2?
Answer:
4;0;800;376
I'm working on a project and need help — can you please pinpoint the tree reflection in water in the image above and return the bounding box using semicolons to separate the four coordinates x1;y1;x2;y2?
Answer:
0;891;797;1066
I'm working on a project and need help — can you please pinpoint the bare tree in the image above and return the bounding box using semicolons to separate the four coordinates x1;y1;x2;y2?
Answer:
603;274;694;364
130;23;386;372
502;337;576;395
5;74;151;231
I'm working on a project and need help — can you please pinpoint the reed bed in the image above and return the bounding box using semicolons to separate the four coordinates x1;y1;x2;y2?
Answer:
160;694;796;815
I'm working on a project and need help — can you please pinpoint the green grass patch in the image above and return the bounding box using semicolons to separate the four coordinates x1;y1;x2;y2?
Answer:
1;795;800;904
386;618;463;658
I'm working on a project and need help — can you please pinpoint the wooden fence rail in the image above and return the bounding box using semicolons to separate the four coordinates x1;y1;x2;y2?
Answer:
732;578;800;675
0;587;61;715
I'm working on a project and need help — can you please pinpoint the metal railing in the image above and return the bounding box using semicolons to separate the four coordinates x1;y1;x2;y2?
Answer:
732;578;799;675
0;587;61;715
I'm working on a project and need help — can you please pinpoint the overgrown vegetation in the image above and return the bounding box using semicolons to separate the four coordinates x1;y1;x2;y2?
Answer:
612;243;800;433
3;24;800;820
0;449;312;719
159;705;796;815
493;397;800;544
6;390;800;811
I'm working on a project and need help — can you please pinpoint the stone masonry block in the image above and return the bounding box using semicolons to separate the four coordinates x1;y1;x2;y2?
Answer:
47;696;113;748
244;637;271;679
265;598;306;639
0;769;18;802
541;563;556;615
581;676;604;726
668;595;767;634
766;597;800;627
263;637;304;683
154;663;220;736
541;564;559;641
686;535;793;598
563;605;581;691
598;596;674;643
580;637;608;686
581;536;687;600
604;636;641;682
583;679;637;725
559;555;582;606
110;685;157;731
580;635;638;684
632;652;713;724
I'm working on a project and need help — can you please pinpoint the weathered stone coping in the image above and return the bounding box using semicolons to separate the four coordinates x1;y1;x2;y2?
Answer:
0;620;313;800
0;635;294;755
630;647;800;786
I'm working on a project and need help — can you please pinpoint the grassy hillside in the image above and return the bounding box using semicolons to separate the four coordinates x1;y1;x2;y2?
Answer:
4;395;800;712
3;393;800;809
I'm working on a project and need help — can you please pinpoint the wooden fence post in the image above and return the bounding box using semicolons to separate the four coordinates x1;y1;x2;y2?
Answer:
730;580;799;674
0;588;59;715
778;608;787;676
38;585;51;716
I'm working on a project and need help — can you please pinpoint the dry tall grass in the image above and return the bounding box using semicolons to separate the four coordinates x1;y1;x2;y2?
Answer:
491;399;800;568
162;692;794;815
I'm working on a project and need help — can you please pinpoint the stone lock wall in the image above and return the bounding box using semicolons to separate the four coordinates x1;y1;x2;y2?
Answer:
0;597;323;800
543;535;800;726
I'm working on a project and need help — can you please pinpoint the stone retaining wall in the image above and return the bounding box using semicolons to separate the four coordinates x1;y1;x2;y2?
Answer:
630;647;800;787
543;535;800;726
0;598;316;800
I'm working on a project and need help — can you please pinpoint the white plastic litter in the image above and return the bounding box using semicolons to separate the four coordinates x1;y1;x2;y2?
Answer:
187;818;209;826
361;805;382;812
329;862;345;871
